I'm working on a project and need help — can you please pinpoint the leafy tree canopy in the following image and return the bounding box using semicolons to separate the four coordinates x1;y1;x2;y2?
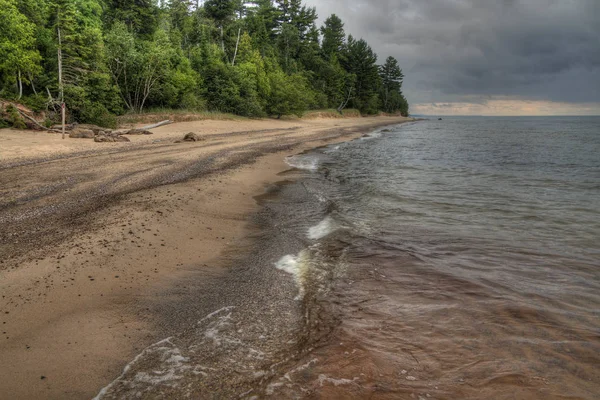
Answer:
1;0;409;126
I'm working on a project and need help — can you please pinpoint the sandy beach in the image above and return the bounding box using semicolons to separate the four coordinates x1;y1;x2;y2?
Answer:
0;115;411;399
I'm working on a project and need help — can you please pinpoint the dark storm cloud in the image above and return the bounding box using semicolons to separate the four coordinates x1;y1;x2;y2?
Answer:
305;0;600;106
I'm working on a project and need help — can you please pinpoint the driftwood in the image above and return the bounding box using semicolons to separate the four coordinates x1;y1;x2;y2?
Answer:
139;120;173;130
6;104;172;134
13;105;61;133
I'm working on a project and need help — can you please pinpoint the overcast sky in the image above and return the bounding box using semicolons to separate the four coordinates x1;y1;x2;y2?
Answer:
304;0;600;115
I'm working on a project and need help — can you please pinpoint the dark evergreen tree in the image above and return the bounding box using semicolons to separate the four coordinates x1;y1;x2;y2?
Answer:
204;0;236;55
379;56;404;113
104;0;160;37
320;14;344;60
169;0;193;32
341;35;381;114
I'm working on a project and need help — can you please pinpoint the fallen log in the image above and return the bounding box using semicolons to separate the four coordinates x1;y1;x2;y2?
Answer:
139;120;172;130
14;105;61;133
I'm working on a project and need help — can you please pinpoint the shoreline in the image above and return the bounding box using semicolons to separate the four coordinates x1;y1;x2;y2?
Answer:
0;116;413;399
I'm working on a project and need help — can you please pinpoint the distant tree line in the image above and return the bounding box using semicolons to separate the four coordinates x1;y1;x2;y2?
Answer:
0;0;409;127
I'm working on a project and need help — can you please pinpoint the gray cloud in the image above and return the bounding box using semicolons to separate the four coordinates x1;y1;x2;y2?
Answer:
305;0;600;107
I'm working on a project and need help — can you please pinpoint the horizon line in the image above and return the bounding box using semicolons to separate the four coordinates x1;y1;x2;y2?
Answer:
412;114;600;117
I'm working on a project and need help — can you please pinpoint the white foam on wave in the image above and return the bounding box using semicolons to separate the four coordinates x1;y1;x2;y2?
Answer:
307;216;337;240
93;337;187;399
198;306;235;323
94;306;238;399
275;254;301;276
324;144;341;154
274;251;311;299
317;374;359;387
360;131;382;141
285;154;320;171
204;311;235;346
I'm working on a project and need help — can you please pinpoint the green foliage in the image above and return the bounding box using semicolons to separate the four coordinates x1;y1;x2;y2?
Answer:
80;102;118;128
341;35;382;114
104;0;160;38
0;0;42;96
379;56;407;115
200;54;265;117
51;0;105;75
3;104;27;129
266;69;314;118
20;94;48;112
1;0;409;124
105;23;195;113
204;0;236;23
321;14;345;60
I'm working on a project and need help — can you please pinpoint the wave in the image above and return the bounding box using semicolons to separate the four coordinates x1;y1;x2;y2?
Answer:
307;216;338;240
285;154;321;171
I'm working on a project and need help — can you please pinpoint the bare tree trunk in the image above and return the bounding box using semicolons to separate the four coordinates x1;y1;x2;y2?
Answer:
337;87;353;114
17;70;23;100
46;87;57;112
61;103;66;139
220;25;225;53
29;73;38;95
57;26;63;103
57;24;65;139
231;28;241;66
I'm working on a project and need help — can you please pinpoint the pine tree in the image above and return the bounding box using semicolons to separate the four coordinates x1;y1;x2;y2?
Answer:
320;14;344;60
204;0;236;54
104;0;160;37
341;35;381;113
169;0;193;32
379;56;404;113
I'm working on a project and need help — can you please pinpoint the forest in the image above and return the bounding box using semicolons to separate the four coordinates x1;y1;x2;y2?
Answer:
0;0;409;128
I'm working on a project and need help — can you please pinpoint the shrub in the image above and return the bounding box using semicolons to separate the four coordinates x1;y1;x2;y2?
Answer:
20;94;47;112
4;104;26;129
81;103;118;129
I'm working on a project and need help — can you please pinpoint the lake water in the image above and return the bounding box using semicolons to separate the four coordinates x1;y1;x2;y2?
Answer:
96;117;600;399
272;116;600;399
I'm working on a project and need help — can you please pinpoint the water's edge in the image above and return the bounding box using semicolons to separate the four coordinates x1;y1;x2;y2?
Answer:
92;121;419;399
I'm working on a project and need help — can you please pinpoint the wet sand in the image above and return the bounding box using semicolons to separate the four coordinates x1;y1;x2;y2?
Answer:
0;115;411;399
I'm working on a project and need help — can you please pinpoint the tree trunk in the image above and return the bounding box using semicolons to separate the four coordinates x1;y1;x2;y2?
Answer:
29;73;38;95
220;25;225;53
57;25;63;103
57;24;65;139
231;27;241;66
46;87;57;112
337;87;353;114
61;103;66;139
17;70;23;100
